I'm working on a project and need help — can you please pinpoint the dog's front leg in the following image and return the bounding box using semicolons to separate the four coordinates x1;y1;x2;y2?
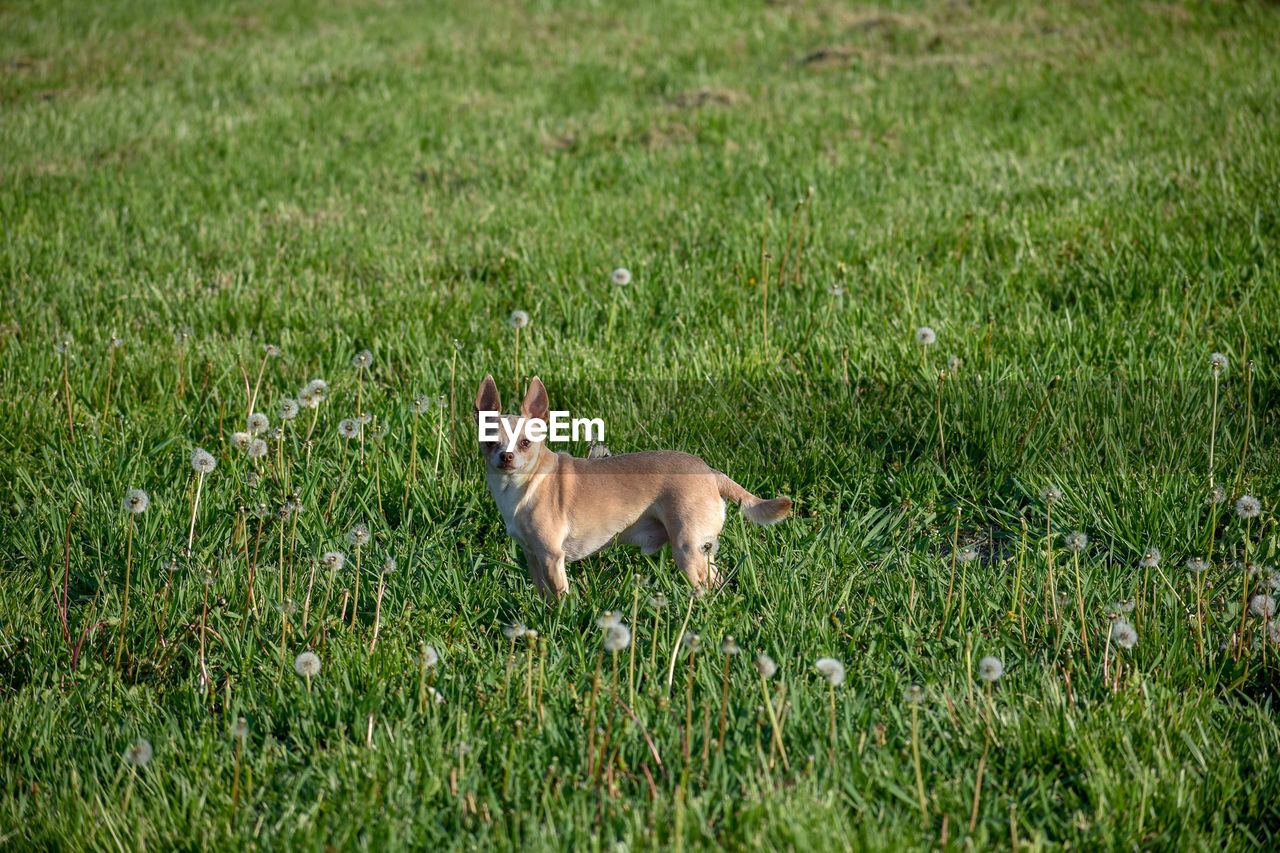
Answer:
525;543;568;601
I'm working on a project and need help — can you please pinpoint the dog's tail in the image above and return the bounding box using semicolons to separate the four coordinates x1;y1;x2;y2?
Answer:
714;471;792;525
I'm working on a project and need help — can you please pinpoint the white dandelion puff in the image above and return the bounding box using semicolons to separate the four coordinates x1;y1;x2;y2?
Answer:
338;419;359;440
915;326;936;346
279;399;299;420
248;438;268;459
191;449;216;474
123;738;153;766
347;523;370;547
611;268;632;287
352;350;373;369
754;653;777;679
721;636;741;656
1236;495;1261;520
1110;620;1138;650
503;622;528;641
122;489;149;514
957;544;980;563
903;684;926;704
1140;547;1161;568
977;656;1004;682
596;611;623;629
321;551;346;571
814;657;845;686
1209;352;1228;374
1208;485;1227;505
247;412;269;435
1249;595;1276;619
293;651;321;677
1186;557;1210;574
421;644;439;668
230;431;251;451
1042;486;1062;506
1064;531;1088;552
604;624;631;652
509;310;530;329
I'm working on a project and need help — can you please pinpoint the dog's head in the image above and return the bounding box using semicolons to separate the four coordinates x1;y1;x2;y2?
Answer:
473;374;549;476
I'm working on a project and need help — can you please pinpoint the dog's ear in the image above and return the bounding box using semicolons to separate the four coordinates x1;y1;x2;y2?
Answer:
520;376;549;423
474;374;501;421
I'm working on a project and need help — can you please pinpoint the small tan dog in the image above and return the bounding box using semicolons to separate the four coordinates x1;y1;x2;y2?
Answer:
474;375;791;600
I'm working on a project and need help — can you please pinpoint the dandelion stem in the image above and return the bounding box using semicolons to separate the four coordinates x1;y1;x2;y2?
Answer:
666;595;695;692
113;517;134;673
716;652;731;757
911;701;928;827
349;545;361;629
369;569;388;652
186;472;204;556
1208;367;1220;491
1232;359;1253;499
759;674;789;772
1012;517;1028;644
61;350;75;443
585;647;603;777
941;508;961;634
1073;548;1090;661
628;585;640;707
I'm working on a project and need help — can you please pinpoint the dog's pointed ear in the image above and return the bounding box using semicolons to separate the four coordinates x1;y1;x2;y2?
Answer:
474;374;501;421
520;376;549;423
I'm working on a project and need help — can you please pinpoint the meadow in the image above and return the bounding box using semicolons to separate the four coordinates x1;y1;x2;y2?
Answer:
3;0;1280;849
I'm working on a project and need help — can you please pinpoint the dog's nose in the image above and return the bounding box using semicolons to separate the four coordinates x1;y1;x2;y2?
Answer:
499;451;514;465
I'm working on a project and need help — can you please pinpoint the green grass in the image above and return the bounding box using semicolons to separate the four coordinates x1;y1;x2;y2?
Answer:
3;0;1280;848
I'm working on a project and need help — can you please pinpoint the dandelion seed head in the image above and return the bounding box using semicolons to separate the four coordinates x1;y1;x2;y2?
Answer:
338;418;359;440
347;523;370;548
754;653;777;679
1064;531;1088;552
903;684;926;704
231;431;251;451
827;284;845;297
604;624;631;652
947;355;962;374
321;551;346;571
1116;598;1136;613
682;633;702;655
231;717;249;740
174;326;193;344
509;310;530;329
1110;620;1138;650
1207;485;1226;505
297;389;317;409
503;621;528;641
596;611;623;629
123;738;153;766
191;448;216;474
122;488;149;514
721;636;741;656
611;268;632;287
1249;594;1276;619
263;344;281;358
1186;557;1210;574
279;399;299;420
248;438;268;458
647;594;669;610
244;471;260;489
382;557;397;575
293;651;321;678
413;395;431;415
352;349;373;370
815;657;845;686
587;444;612;459
1209;352;1228;374
1140;547;1161;568
109;336;123;348
420;643;439;668
957;544;980;563
915;326;937;346
977;656;1004;682
1042;486;1063;506
1236;495;1261;520
452;338;464;352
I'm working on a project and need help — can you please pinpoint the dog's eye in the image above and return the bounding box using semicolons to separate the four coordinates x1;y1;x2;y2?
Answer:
520;439;531;449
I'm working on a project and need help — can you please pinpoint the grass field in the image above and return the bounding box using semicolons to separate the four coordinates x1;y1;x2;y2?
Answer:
3;0;1280;848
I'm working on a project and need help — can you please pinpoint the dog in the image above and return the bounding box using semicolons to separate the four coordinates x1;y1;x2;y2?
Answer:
473;375;791;600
